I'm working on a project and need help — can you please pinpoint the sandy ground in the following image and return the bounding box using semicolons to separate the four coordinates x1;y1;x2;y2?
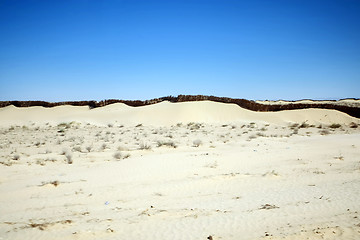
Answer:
256;99;360;108
1;101;360;240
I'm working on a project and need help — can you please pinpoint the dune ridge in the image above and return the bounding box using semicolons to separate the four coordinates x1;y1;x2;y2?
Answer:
0;100;359;126
1;95;359;118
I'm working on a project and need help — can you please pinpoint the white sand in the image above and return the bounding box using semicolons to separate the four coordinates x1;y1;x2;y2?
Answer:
1;101;360;240
0;101;359;126
256;99;360;108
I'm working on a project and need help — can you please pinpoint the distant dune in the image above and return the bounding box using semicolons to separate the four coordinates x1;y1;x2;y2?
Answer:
0;100;359;127
1;95;360;118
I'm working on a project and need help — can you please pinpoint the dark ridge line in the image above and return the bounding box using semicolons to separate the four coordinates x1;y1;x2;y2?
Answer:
0;95;359;119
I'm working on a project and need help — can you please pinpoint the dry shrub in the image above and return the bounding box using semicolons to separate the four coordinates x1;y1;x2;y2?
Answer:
349;122;358;128
157;140;177;148
139;142;151;150
329;123;341;129
113;152;122;160
319;129;330;135
299;122;310;128
65;153;73;164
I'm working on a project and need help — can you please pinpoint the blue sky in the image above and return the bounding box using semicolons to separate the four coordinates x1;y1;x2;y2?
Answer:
0;0;359;101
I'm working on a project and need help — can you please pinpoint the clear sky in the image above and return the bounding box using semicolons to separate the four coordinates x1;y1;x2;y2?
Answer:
1;0;359;101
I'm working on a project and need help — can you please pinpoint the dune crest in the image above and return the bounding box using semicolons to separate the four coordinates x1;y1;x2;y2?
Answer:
0;101;358;126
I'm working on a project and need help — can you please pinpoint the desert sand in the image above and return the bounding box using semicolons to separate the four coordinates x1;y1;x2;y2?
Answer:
255;99;360;108
1;101;360;240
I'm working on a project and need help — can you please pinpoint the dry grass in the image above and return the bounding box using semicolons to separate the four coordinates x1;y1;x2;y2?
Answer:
157;140;177;148
113;152;122;160
329;123;341;129
65;153;73;164
139;142;151;150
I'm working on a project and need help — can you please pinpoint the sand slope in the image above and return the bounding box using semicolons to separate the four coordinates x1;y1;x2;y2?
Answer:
0;101;358;126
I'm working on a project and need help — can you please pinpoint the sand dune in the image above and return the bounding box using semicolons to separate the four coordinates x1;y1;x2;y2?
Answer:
256;98;360;108
1;101;360;240
0;101;359;126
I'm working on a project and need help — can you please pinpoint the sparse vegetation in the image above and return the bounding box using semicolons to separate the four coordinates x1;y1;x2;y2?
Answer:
319;129;330;135
299;122;310;128
349;122;358;128
60;148;68;155
58;122;71;129
187;122;202;130
289;123;299;129
259;204;279;210
329;123;341;129
139;142;151;150
291;129;299;135
86;146;92;152
101;143;107;150
65;153;73;164
157;140;177;148
72;146;81;152
113;152;122;160
248;135;257;140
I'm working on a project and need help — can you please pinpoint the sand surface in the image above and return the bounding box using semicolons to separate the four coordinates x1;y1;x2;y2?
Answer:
256;99;360;108
1;101;360;239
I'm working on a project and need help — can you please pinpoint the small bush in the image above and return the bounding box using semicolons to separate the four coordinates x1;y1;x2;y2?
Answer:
65;153;73;164
13;154;20;160
101;143;107;150
248;135;257;140
139;142;151;150
289;123;299;129
319;129;330;135
299;122;310;128
73;146;82;152
60;148;67;155
193;139;202;147
58;122;71;129
187;122;202;130
86;146;92;152
256;132;266;137
113;152;122;160
349;122;358;128
292;129;299;135
157;141;177;148
329;123;341;129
